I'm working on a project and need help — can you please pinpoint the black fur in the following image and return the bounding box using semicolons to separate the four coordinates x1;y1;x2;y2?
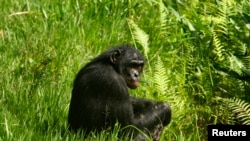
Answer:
68;45;171;140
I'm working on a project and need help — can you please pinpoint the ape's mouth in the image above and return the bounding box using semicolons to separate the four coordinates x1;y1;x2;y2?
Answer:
127;80;139;89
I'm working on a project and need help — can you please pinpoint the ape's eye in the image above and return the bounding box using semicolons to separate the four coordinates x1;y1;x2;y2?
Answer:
137;66;142;72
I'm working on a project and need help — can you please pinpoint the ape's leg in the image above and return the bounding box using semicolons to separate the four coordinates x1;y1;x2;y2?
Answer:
130;97;157;114
130;97;171;125
129;97;171;141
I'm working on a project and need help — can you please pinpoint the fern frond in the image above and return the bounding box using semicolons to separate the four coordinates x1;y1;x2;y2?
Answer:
205;0;236;35
226;98;250;125
237;42;247;55
235;43;250;70
228;54;243;75
186;46;195;72
240;43;250;69
215;0;234;35
242;56;250;70
128;19;149;59
216;9;227;35
212;31;225;62
154;56;168;96
159;0;168;33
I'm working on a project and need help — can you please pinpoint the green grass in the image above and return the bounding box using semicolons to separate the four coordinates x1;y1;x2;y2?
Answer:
0;1;156;140
2;0;249;141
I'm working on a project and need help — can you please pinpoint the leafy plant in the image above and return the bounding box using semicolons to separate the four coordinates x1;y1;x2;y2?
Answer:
224;98;250;125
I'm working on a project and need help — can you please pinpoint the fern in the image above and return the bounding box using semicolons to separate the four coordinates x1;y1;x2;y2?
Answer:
216;4;228;35
228;54;243;75
238;43;250;70
159;0;168;34
242;56;250;70
212;31;225;62
237;42;247;56
225;98;250;125
153;56;169;96
213;0;234;35
186;46;195;73
128;19;149;59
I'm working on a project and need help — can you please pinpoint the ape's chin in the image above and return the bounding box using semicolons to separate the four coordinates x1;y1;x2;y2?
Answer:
127;81;139;89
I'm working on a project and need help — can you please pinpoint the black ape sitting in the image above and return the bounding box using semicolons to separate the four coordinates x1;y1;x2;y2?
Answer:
68;45;171;140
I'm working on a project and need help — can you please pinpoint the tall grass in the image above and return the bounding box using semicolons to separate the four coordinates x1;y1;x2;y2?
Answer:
0;0;149;140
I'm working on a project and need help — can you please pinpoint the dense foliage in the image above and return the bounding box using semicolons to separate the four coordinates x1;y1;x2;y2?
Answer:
1;0;250;140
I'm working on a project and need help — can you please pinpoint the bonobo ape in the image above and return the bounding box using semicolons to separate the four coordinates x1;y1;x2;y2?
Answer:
68;44;171;140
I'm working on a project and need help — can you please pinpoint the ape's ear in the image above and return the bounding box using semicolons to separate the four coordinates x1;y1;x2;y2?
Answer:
110;50;121;64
